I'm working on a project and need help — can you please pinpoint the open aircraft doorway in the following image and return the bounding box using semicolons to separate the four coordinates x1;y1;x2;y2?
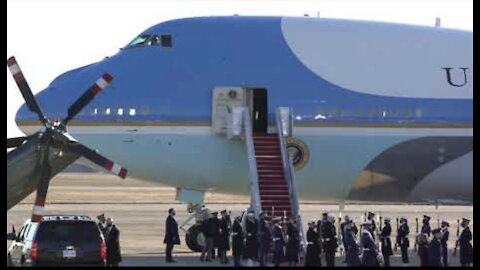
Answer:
251;88;268;134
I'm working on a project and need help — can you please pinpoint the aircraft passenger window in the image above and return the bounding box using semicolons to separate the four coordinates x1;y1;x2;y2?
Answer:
104;107;111;116
127;35;151;47
402;107;411;118
161;35;173;47
367;108;376;117
140;106;150;116
117;108;124;116
91;108;98;116
381;107;388;118
354;108;363;117
129;107;137;116
390;108;399;117
330;108;339;118
415;108;423;118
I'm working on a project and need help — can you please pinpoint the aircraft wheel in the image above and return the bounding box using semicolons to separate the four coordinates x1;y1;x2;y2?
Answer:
186;224;205;252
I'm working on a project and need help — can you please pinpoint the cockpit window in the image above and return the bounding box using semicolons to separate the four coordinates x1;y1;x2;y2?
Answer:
127;34;173;48
127;35;150;47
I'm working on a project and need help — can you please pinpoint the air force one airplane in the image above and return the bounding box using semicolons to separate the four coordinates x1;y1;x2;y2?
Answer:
10;16;473;215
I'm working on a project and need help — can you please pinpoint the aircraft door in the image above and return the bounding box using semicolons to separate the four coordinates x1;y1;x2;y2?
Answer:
212;87;249;135
251;88;268;134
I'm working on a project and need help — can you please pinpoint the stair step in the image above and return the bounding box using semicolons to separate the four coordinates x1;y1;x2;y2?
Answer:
256;161;283;166
256;152;281;156
256;165;284;170
260;190;290;197
254;145;282;150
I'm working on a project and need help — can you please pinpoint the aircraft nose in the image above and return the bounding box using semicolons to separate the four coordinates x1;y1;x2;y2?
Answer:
16;98;39;135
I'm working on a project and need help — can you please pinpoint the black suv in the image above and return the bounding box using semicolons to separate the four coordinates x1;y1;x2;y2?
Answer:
7;215;106;267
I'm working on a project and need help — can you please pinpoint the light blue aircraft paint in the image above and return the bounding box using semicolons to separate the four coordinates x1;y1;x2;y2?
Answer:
17;16;473;205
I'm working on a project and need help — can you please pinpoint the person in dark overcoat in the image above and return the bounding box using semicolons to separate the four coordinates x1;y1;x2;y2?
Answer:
231;216;244;267
218;210;231;264
458;218;473;267
164;208;180;263
380;218;393;267
305;221;322;266
105;218;122;267
417;233;429;267
285;219;300;266
428;228;443;267
271;217;285;267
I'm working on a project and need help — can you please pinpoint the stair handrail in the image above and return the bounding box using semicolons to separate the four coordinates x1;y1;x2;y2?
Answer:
242;107;262;221
275;107;307;257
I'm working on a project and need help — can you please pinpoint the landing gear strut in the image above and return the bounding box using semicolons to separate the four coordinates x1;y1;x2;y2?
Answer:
180;203;210;252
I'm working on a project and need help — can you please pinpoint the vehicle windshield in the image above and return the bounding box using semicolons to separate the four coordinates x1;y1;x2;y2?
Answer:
35;222;101;245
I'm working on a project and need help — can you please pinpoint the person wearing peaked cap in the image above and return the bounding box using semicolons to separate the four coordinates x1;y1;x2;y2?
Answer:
231;216;244;267
458;217;473;266
396;217;410;265
366;212;377;241
421;215;432;237
428;228;443;266
441;221;450;266
272;217;286;267
380;217;393;267
286;218;300;266
210;212;221;261
305;221;322;266
218;210;231;264
258;212;272;267
323;214;338;267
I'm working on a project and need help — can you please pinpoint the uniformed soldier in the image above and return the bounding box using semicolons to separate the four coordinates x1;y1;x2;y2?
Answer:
396;217;410;265
323;213;338;267
97;214;108;238
286;218;300;266
340;215;351;261
245;212;259;263
344;219;362;267
440;221;450;267
380;217;393;267
366;212;377;240
218;210;231;264
211;212;221;260
428;228;443;267
421;215;432;237
200;211;216;262
360;220;379;267
305;221;322;267
259;212;272;267
272;217;286;267
417;233;429;267
232;216;244;267
457;218;473;267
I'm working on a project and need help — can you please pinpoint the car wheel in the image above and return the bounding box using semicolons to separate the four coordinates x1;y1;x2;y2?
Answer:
185;224;205;252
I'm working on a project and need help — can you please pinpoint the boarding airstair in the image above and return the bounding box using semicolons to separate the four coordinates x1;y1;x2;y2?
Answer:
239;107;307;257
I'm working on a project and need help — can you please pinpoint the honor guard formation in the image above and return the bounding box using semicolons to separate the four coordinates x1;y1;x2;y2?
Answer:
157;209;473;267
